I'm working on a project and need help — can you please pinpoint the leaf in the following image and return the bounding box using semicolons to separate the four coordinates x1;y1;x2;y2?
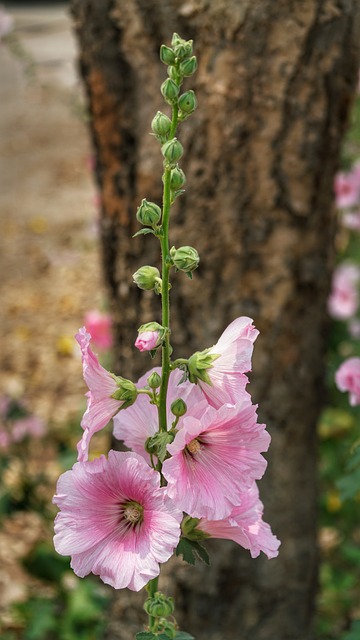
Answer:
175;538;210;566
135;633;157;640
133;228;155;238
342;620;360;640
175;632;195;640
337;467;360;500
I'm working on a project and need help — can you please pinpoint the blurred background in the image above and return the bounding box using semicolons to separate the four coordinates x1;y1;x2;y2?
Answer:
1;2;360;640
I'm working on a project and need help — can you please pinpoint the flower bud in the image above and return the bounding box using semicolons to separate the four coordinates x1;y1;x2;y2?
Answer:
161;138;184;166
136;199;161;226
171;398;187;417
187;349;220;384
135;322;164;352
178;90;197;115
171;245;200;272
167;65;180;84
160;78;179;104
151;111;171;140
160;44;176;65
147;371;161;389
179;56;197;77
132;266;161;291
170;166;186;191
171;32;183;47
174;40;193;60
111;376;138;409
144;592;175;618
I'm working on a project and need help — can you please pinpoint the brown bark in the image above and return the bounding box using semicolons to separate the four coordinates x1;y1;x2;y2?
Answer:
70;1;360;639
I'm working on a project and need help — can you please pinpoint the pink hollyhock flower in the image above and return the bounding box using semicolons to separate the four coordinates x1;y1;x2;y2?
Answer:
135;331;159;352
328;264;360;320
113;367;204;462
84;310;113;350
75;327;136;462
334;171;360;209
53;450;182;591
189;316;258;408
335;357;360;406
196;483;280;559
162;401;270;520
12;415;45;442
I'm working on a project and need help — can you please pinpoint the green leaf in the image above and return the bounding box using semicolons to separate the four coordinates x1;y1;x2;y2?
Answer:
342;620;360;640
175;632;195;640
135;633;157;640
175;538;210;566
133;228;155;238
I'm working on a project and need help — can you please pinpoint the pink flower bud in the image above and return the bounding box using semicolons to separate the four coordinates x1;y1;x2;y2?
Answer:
135;330;159;352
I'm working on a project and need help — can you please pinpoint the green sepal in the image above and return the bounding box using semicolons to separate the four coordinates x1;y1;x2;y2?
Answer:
170;189;185;204
185;271;193;279
187;349;220;385
133;228;156;238
181;516;210;541
149;349;158;359
175;537;210;566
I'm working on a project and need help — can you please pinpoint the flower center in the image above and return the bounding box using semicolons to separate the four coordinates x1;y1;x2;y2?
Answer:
186;438;201;455
123;501;143;525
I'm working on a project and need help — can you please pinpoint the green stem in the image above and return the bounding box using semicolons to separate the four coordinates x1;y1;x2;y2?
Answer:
146;576;159;632
158;104;179;435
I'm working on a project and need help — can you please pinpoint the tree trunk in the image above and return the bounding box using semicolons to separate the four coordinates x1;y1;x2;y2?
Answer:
70;1;360;638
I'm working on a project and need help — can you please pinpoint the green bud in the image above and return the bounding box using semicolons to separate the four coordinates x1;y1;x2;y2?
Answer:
179;56;197;77
147;371;161;389
171;398;187;417
178;90;197;115
160;44;176;65
132;265;160;291
161;138;184;166
187;348;220;384
174;39;193;60
144;592;175;618
111;376;138;409
161;78;179;104
171;245;200;272
151;111;171;140
171;32;183;47
167;65;180;84
170;166;186;190
136;199;161;226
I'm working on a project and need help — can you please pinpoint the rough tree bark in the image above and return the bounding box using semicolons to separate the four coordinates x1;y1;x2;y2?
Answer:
70;1;360;639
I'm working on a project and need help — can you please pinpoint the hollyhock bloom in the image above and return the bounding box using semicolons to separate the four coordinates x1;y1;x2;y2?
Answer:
162;401;270;520
189;316;258;408
113;367;204;462
84;310;113;350
334;171;360;209
135;330;159;352
328;264;360;320
75;327;136;462
196;483;280;559
335;357;360;406
53;451;182;591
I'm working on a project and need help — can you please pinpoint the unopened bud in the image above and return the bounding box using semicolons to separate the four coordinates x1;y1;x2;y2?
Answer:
151;111;172;140
147;371;161;389
171;32;183;47
171;245;200;272
111;376;138;409
174;39;193;60
179;56;197;77
144;592;175;618
161;78;179;104
133;266;161;291
136;199;161;226
170;166;186;191
178;90;197;115
171;398;187;417
160;44;176;65
162;138;183;166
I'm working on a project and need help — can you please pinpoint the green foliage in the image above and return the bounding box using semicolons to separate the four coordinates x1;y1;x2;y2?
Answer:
175;537;210;566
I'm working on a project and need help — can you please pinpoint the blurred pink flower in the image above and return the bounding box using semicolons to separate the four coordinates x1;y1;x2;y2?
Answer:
197;483;280;559
84;310;113;350
342;211;360;231
195;316;258;408
335;357;360;406
113;367;204;462
11;416;45;442
328;264;360;320
75;327;125;461
162;401;270;520
53;450;182;591
334;171;360;209
349;318;360;339
134;330;159;352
